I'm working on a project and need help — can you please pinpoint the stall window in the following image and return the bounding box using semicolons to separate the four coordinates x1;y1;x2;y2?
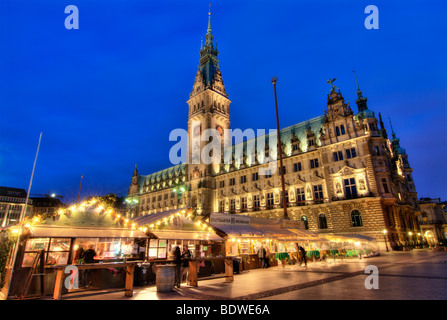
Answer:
148;239;167;259
351;210;363;227
22;238;50;267
23;237;71;267
47;238;71;265
74;237;138;262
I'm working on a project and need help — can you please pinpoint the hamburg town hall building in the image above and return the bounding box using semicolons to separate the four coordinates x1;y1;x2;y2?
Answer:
128;11;421;251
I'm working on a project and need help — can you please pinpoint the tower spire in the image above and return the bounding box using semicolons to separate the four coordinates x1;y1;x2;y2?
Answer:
353;69;362;97
388;116;406;155
388;116;396;138
205;4;213;48
198;5;220;87
378;112;388;139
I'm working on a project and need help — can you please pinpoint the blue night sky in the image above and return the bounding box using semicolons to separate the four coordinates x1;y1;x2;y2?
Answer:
0;0;446;204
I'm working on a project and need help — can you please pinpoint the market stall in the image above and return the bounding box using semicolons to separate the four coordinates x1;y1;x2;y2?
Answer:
209;213;324;269
132;208;226;282
319;233;380;259
4;198;148;299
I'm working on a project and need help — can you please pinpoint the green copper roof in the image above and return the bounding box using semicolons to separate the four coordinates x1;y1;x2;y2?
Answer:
198;10;220;86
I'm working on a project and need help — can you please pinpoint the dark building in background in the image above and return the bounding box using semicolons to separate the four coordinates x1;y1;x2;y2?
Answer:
30;196;67;218
0;186;33;227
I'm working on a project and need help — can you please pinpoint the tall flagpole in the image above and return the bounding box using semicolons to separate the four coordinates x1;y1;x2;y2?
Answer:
5;132;42;299
77;174;83;203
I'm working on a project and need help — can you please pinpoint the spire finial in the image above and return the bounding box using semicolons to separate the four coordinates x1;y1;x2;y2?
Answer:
353;69;363;98
205;4;214;48
388;116;397;140
208;3;212;32
388;116;394;132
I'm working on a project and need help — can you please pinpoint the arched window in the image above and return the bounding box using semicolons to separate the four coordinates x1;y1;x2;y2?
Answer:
351;210;363;227
301;215;308;230
318;214;328;229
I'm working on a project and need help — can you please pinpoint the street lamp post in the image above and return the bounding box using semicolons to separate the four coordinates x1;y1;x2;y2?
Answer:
382;229;389;252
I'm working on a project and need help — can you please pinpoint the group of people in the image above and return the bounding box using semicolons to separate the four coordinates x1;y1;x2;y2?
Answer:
257;245;270;268
172;245;192;288
257;243;308;269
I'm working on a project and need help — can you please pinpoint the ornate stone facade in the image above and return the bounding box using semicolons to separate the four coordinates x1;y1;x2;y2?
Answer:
128;13;421;250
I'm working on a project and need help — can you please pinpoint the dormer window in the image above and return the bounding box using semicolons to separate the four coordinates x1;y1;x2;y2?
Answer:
336;125;346;136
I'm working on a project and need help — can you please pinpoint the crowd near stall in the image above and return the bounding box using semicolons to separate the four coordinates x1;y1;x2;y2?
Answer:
0;200;380;300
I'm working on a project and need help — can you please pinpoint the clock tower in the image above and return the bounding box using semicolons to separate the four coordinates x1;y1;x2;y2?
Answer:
186;8;231;215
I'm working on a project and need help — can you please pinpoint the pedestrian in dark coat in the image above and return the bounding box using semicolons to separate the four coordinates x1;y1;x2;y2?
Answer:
299;245;307;267
257;246;267;268
173;246;182;288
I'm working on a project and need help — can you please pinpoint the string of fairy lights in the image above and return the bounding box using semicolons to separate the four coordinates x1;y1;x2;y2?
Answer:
8;197;215;235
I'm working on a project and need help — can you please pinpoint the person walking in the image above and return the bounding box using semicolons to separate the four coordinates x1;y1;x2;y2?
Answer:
299;245;307;267
181;245;192;285
257;245;267;269
173;246;182;288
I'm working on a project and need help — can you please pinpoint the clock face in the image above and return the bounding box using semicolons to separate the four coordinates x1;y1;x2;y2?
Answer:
216;125;224;136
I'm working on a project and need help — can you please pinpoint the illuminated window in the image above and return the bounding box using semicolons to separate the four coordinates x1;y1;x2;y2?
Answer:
266;193;274;209
253;195;260;211
296;187;305;203
314;185;323;200
344;178;358;199
241;197;247;211
230;199;235;213
219;200;225;212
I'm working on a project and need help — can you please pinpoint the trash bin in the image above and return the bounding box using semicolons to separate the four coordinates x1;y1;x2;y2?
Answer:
233;257;241;274
155;264;176;292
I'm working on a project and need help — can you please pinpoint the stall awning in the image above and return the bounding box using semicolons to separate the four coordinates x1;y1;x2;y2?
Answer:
249;217;299;239
321;233;376;242
149;229;224;241
213;224;264;237
28;225;148;238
